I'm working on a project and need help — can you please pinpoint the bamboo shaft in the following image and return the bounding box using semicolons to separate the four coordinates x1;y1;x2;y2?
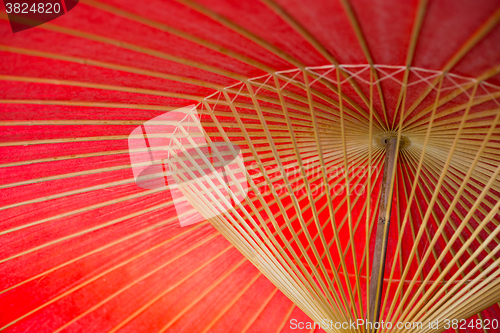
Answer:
368;137;398;326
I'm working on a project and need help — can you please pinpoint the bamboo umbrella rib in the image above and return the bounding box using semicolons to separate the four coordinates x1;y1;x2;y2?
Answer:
157;261;256;333
383;76;446;326
247;80;346;302
397;153;500;325
404;94;500;132
173;0;301;68
5;4;378;133
388;85;494;324
50;236;234;333
0;174;153;211
106;254;246;333
201;101;340;321
260;0;387;131
299;73;366;318
0;226;223;331
401;150;488;273
0;100;184;111
80;0;277;74
410;148;500;244
386;89;478;325
217;91;344;322
0;45;224;90
0;48;369;130
239;288;280;333
246;80;351;321
276;304;296;333
0;216;209;296
393;180;411;301
408;118;500;135
338;0;388;129
0;84;373;137
401;7;500;123
392;0;429;129
199;273;265;333
0;137;369;191
365;70;375;323
0;196;183;264
410;212;500;331
0;75;205;101
402;70;500;132
0;187;165;236
418;281;500;333
167;136;336;325
408;106;500;132
13;17;249;82
332;168;384;272
380;160;428;321
175;0;386;131
415;149;500;208
335;68;365;322
410;143;500;230
399;150;486;302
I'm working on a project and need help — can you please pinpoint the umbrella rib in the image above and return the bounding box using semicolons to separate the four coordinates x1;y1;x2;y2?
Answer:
380;154;430;321
276;304;296;333
0;75;205;101
161;264;261;333
89;0;382;131
405;194;500;328
211;93;340;321
338;0;389;129
80;0;277;74
388;87;478;326
50;236;234;333
401;7;500;124
413;144;500;224
165;140;319;317
1;141;352;190
336;69;365;323
403;74;500;131
0;138;367;245
365;70;375;322
216;92;338;322
0;226;223;331
239;288;280;333
302;71;369;318
0;217;209;296
223;93;343;323
238;0;388;130
109;250;245;333
275;75;355;320
0;77;372;135
404;147;500;284
247;80;347;320
407;108;500;133
391;84;500;326
383;76;445;326
399;150;474;289
391;0;429;129
0;45;224;90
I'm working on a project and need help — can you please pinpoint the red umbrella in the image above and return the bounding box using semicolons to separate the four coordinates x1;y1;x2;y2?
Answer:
1;0;499;332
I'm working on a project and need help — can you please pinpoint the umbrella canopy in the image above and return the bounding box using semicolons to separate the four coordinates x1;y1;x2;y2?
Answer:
1;0;500;332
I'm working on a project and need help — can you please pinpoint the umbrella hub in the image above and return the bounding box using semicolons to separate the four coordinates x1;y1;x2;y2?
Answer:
375;132;411;150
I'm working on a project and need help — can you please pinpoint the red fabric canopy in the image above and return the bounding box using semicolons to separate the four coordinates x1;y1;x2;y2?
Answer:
1;0;500;332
